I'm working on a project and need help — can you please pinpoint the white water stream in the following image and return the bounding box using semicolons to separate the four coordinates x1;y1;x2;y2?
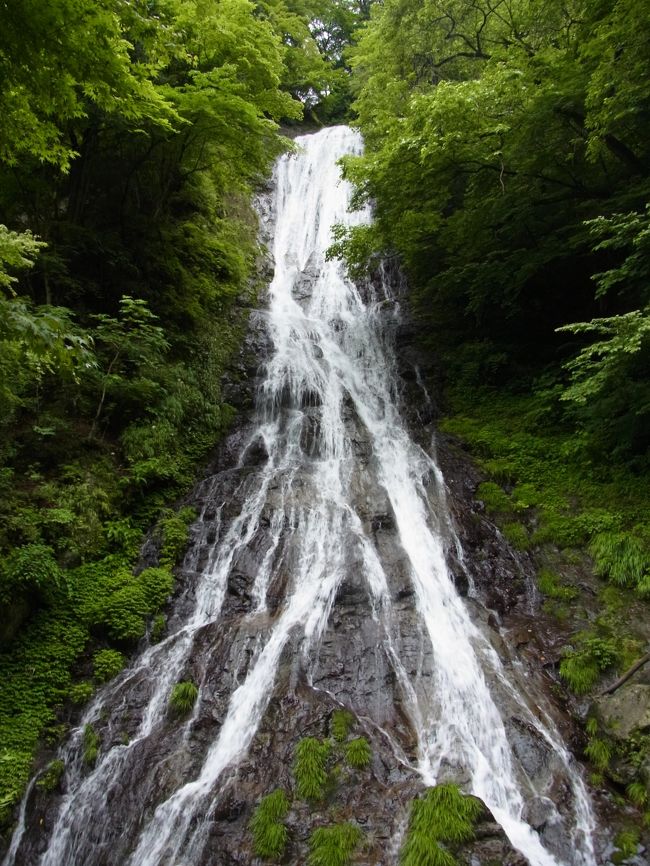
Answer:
3;126;597;866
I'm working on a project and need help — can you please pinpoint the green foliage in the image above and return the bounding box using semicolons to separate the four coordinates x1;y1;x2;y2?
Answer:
0;0;365;832
294;736;331;801
36;759;65;792
169;681;199;716
560;635;620;695
584;737;612;771
400;784;483;866
344;737;371;769
627;782;648;809
68;682;94;705
82;724;100;766
159;507;196;568
92;649;125;683
537;569;577;602
151;614;166;644
501;522;530;551
612;829;640;864
330;709;355;743
0;544;63;602
249;789;290;859
308;822;362;866
476;482;513;515
73;560;174;643
589;531;650;594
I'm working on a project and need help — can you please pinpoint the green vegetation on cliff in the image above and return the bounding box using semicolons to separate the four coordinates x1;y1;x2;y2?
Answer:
0;0;368;834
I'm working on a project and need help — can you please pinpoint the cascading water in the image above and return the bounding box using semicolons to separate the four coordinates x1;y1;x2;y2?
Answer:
3;126;598;866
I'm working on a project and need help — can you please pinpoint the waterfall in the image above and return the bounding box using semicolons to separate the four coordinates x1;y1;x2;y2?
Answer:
3;125;597;866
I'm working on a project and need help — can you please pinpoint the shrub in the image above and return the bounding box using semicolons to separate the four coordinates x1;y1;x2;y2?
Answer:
82;725;100;765
93;649;125;683
330;709;355;743
169;680;198;715
0;544;63;602
308;822;362;866
345;737;371;769
294;737;331;801
249;789;290;859
400;784;483;866
36;759;65;792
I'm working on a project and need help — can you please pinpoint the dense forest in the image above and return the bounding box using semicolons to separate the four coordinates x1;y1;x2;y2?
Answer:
0;0;649;853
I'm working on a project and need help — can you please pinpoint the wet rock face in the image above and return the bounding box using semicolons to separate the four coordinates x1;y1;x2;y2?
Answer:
595;685;650;741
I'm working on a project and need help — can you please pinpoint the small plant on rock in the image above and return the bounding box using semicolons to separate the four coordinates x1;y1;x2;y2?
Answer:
345;737;371;769
82;725;100;766
560;635;619;694
36;759;65;792
330;710;355;743
308;822;362;866
400;784;483;866
169;680;198;715
93;649;125;683
249;789;290;859
294;736;331;800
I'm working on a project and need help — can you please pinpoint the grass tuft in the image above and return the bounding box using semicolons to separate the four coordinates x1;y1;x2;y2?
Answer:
82;724;100;766
249;789;290;859
585;737;612;771
400;784;483;866
345;737;371;769
93;648;125;683
36;759;65;792
330;709;355;743
294;736;331;801
169;680;198;715
308;822;362;866
559;635;619;694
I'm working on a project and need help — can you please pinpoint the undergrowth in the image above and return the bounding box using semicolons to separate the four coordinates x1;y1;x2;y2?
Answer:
441;390;650;598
